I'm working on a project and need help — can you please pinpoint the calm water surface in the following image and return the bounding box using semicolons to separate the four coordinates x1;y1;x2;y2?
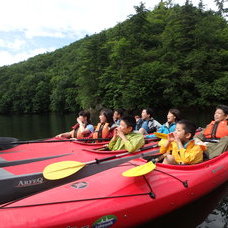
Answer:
0;112;227;227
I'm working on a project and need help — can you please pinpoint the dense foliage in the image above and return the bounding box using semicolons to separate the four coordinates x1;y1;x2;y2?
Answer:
0;1;227;114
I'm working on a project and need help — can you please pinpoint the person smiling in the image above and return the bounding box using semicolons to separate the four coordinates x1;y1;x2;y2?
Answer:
194;104;228;159
108;116;145;153
93;109;115;139
145;108;181;139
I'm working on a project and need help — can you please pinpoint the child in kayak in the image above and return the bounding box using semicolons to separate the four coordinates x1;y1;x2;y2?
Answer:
159;119;206;165
56;111;94;139
145;108;181;139
108;115;145;153
194;104;228;159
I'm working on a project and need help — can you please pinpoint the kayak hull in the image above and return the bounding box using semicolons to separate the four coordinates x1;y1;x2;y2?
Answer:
0;148;227;228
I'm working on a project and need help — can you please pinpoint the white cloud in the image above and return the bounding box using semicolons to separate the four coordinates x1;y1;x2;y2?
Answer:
0;48;55;66
0;39;26;50
24;29;66;39
0;0;220;38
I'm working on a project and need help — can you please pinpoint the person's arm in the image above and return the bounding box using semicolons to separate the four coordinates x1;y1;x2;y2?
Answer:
76;118;87;134
159;133;175;154
194;131;205;141
56;131;72;138
119;133;145;153
108;128;118;150
145;124;165;138
172;143;204;164
81;124;94;136
139;121;149;134
154;120;162;131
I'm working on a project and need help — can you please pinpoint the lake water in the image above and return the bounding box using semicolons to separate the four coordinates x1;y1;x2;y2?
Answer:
0;112;227;227
0;109;213;140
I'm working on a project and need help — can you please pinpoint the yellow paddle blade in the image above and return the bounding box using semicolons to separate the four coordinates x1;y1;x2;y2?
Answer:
43;161;86;180
122;161;156;177
154;132;168;139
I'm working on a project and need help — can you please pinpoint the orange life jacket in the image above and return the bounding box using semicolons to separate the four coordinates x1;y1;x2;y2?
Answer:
203;120;228;139
93;123;111;139
72;123;92;139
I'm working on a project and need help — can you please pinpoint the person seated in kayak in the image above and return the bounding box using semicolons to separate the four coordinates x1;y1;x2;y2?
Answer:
93;108;115;139
108;115;145;153
145;108;181;139
113;108;124;126
159;119;206;165
56;111;94;139
194;104;228;159
135;108;161;135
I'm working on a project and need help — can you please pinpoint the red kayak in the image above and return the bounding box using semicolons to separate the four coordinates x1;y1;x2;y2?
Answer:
0;137;227;227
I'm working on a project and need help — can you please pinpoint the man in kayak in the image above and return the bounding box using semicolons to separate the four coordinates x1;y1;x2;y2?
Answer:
108;115;145;153
194;104;228;159
159;119;206;165
113;108;124;126
135;108;161;135
56;111;94;139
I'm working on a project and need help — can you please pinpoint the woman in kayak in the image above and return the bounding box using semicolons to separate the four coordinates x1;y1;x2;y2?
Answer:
93;108;115;139
145;108;181;139
56;110;94;139
194;104;228;159
159;119;206;165
108;115;145;153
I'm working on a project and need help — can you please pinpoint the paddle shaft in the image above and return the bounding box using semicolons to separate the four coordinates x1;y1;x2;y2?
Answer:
12;138;111;144
85;152;130;165
81;143;159;165
0;153;72;168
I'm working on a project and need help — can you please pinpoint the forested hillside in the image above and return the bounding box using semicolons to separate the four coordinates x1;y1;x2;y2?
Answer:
0;1;227;114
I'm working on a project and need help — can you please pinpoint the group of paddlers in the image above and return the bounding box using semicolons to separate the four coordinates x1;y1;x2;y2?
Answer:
56;104;228;165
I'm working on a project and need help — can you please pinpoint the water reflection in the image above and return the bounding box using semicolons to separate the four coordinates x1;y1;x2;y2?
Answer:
142;182;227;228
0;113;76;140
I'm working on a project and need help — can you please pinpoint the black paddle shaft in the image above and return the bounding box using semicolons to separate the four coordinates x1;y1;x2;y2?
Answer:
0;137;110;150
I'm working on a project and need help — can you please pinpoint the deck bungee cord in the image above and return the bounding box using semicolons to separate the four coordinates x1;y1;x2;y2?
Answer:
0;150;161;204
0;193;152;209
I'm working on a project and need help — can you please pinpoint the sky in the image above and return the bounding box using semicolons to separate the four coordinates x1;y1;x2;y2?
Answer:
0;0;223;67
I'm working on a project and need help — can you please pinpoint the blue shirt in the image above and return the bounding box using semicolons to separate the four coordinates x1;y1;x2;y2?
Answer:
145;122;176;138
136;118;161;134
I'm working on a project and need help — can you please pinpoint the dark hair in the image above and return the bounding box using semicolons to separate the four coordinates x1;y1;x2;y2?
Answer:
100;109;114;127
216;105;228;115
169;108;181;121
121;115;136;130
78;110;91;124
114;108;124;117
144;108;153;118
177;120;197;139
